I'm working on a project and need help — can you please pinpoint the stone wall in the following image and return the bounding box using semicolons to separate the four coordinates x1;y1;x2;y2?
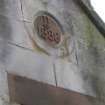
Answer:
0;0;105;105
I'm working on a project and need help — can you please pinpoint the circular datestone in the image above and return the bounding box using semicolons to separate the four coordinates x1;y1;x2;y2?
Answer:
34;14;62;47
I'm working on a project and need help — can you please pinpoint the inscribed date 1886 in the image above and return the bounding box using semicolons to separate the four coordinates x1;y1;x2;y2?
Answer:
35;15;62;47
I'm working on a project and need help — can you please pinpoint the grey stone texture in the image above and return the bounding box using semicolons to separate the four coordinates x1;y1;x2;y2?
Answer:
0;0;22;20
5;43;56;86
0;0;105;105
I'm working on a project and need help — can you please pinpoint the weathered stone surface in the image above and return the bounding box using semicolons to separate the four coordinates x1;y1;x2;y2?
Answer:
0;65;9;102
3;43;56;86
21;0;46;22
0;15;32;49
0;0;105;105
0;0;22;20
71;1;105;104
54;60;95;96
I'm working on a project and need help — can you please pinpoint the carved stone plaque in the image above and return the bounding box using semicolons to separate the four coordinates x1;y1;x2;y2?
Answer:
32;12;75;59
35;14;62;47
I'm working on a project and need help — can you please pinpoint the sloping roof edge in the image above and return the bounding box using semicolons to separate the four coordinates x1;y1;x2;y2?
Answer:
74;0;105;37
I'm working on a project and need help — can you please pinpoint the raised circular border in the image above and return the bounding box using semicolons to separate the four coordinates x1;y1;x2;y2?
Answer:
33;11;64;48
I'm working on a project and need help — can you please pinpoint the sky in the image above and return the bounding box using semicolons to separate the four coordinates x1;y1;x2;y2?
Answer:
91;0;105;22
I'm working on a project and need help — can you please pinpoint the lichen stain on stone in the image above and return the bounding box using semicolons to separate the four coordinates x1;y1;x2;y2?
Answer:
72;9;105;103
89;21;105;51
78;15;93;48
28;34;50;56
81;13;105;51
72;15;93;50
78;12;105;104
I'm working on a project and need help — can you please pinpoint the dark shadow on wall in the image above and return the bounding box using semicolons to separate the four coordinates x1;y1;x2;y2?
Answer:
0;0;12;63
